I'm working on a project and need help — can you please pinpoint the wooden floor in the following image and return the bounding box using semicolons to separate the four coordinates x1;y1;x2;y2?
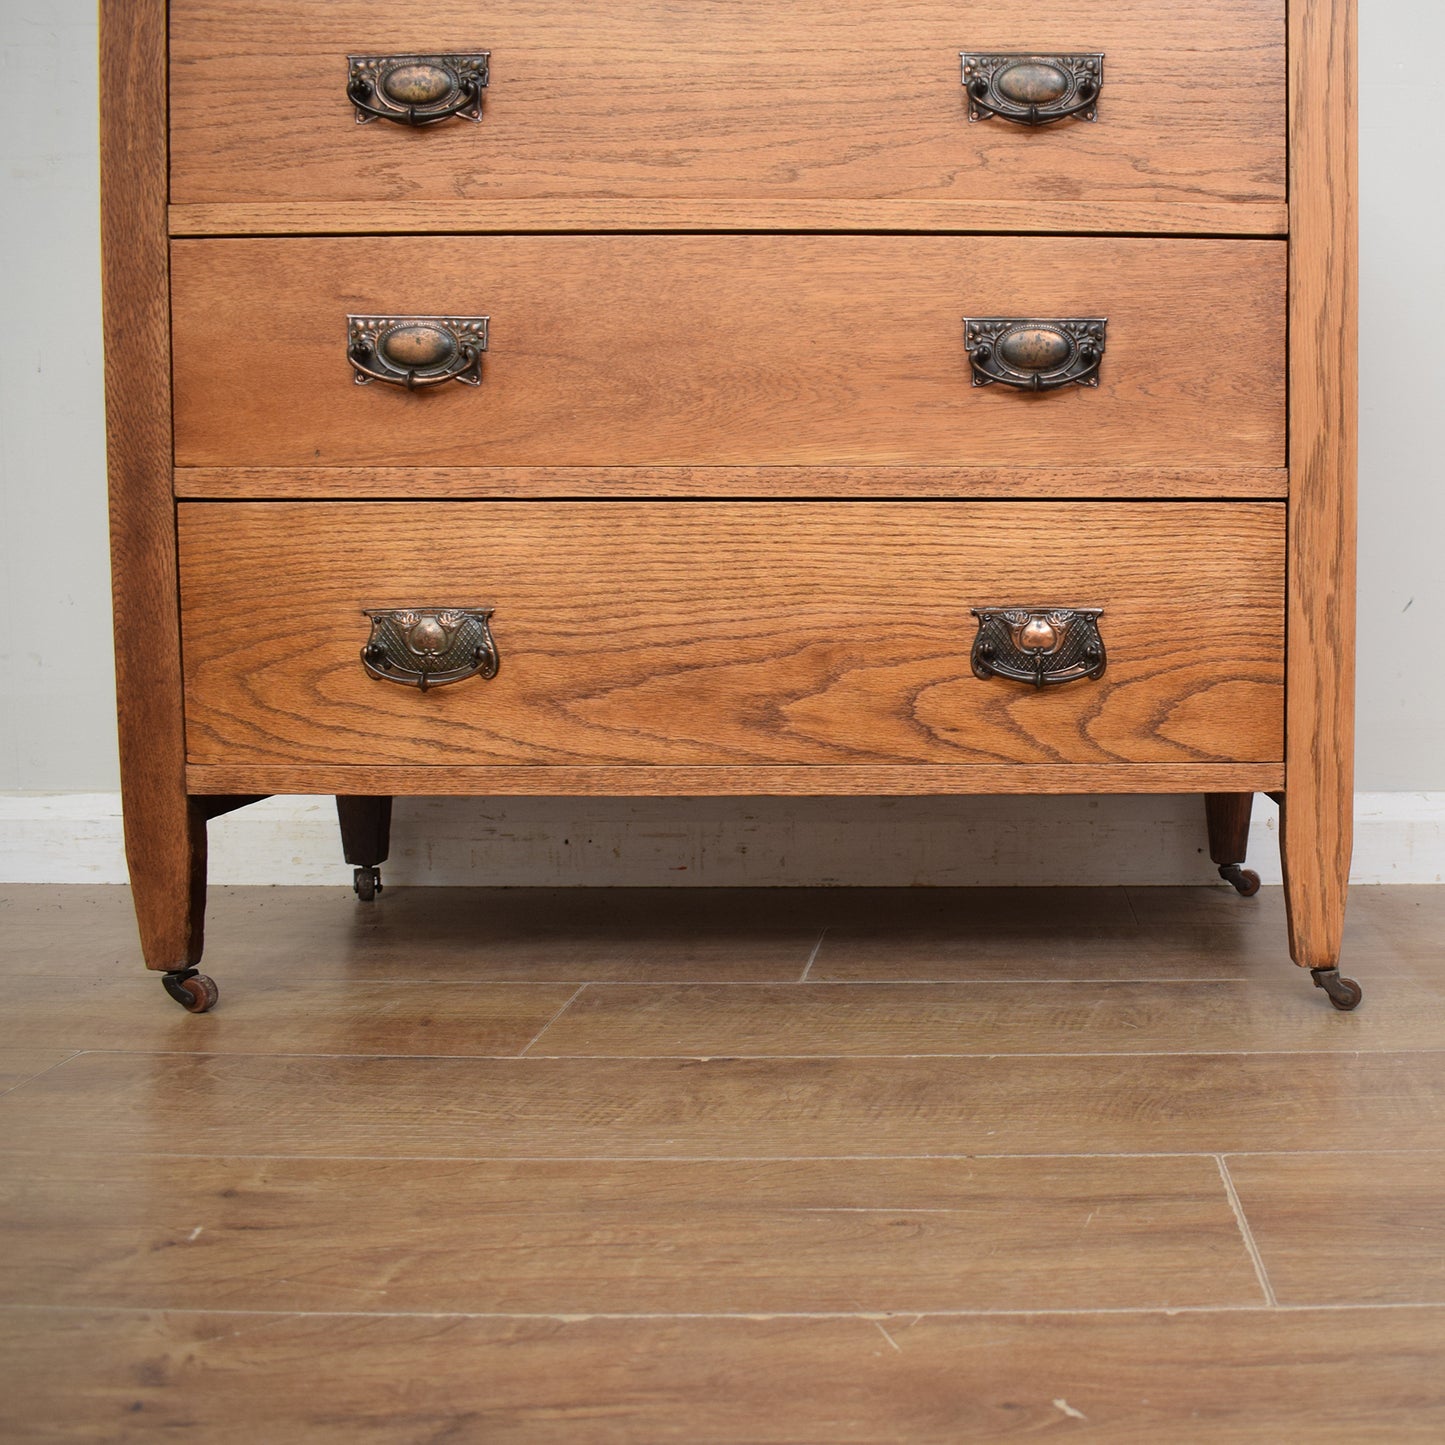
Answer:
1;883;1443;1441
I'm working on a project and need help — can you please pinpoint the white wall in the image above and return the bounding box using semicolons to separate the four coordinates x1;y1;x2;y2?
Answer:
0;2;1440;882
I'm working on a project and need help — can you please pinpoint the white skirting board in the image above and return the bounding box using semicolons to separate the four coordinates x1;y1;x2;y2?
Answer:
1;791;1442;886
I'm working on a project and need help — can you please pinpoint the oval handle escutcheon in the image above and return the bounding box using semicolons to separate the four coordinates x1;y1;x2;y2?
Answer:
961;52;1103;125
347;315;489;390
347;53;490;126
963;318;1107;391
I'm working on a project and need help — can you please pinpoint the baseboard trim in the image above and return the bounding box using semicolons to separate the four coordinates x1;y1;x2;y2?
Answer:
2;792;1441;887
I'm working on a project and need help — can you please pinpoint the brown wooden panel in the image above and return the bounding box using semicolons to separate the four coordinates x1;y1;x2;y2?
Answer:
175;464;1290;501
169;0;1285;207
1227;1151;1445;1306
6;1308;1444;1443
5;1050;1445;1158
0;1153;1259;1313
178;501;1285;769
168;198;1291;237
170;236;1286;470
101;0;209;972
184;762;1287;796
1282;0;1357;972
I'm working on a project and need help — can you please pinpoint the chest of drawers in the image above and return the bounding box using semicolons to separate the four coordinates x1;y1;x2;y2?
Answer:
101;0;1359;1013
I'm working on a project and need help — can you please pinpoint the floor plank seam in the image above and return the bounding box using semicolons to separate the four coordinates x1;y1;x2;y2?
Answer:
0;1051;82;1099
0;1147;1435;1163
35;1047;1445;1062
515;985;588;1058
1216;1154;1279;1307
3;1302;1441;1322
798;928;828;982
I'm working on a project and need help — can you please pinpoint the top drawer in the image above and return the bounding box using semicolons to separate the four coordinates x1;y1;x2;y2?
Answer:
170;1;1284;211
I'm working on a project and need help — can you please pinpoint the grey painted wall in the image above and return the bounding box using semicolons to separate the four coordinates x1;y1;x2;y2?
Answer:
0;2;1438;801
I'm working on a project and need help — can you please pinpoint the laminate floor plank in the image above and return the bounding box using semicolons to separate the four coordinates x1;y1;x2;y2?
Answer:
3;1050;1443;1159
3;885;1418;990
1;885;1442;1439
0;1050;76;1097
1227;1151;1445;1307
0;1153;1260;1315
0;886;826;983
2;1306;1442;1443
535;978;1445;1057
0;975;581;1056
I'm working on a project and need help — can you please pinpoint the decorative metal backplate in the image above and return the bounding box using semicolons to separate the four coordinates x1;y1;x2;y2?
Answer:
348;53;490;126
961;53;1103;125
970;608;1106;688
361;608;500;691
347;315;489;390
964;318;1107;391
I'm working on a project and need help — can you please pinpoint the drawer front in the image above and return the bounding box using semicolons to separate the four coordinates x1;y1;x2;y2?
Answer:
179;502;1285;768
171;236;1285;473
171;1;1283;208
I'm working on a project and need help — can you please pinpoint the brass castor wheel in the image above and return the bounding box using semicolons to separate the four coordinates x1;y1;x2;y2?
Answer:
353;865;382;902
162;968;219;1013
1312;968;1363;1011
1218;863;1261;896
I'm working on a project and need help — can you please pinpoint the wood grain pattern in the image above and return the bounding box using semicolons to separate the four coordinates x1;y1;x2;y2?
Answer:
177;502;1285;769
185;762;1287;795
169;236;1286;469
0;883;830;983
1282;0;1357;971
6;1050;1444;1158
1226;1152;1445;1306
5;1307;1444;1443
0;977;580;1057
175;464;1290;501
532;978;1445;1058
101;0;210;972
168;198;1291;237
168;0;1285;207
0;1153;1261;1314
0;1050;76;1097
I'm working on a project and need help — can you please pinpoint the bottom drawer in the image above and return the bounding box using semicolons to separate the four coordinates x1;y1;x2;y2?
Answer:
178;501;1284;769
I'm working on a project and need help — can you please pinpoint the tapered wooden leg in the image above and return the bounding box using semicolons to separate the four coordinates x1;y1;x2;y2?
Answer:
126;794;208;970
1204;793;1260;896
336;796;393;902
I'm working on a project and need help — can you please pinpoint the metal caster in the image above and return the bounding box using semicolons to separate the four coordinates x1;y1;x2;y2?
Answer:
162;968;219;1013
1311;968;1363;1011
353;865;382;902
1218;863;1261;896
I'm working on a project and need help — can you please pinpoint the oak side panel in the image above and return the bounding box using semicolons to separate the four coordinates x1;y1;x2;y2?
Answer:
167;198;1291;237
101;0;207;970
170;236;1287;470
177;502;1285;769
1282;0;1357;969
173;465;1290;501
169;0;1285;207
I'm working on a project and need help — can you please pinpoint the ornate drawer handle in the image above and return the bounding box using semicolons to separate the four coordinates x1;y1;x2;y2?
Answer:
971;608;1106;689
347;315;488;390
961;53;1103;125
361;608;500;692
347;53;489;126
964;318;1106;391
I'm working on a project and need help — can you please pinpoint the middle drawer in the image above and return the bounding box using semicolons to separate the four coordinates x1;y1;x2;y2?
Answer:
171;236;1285;475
